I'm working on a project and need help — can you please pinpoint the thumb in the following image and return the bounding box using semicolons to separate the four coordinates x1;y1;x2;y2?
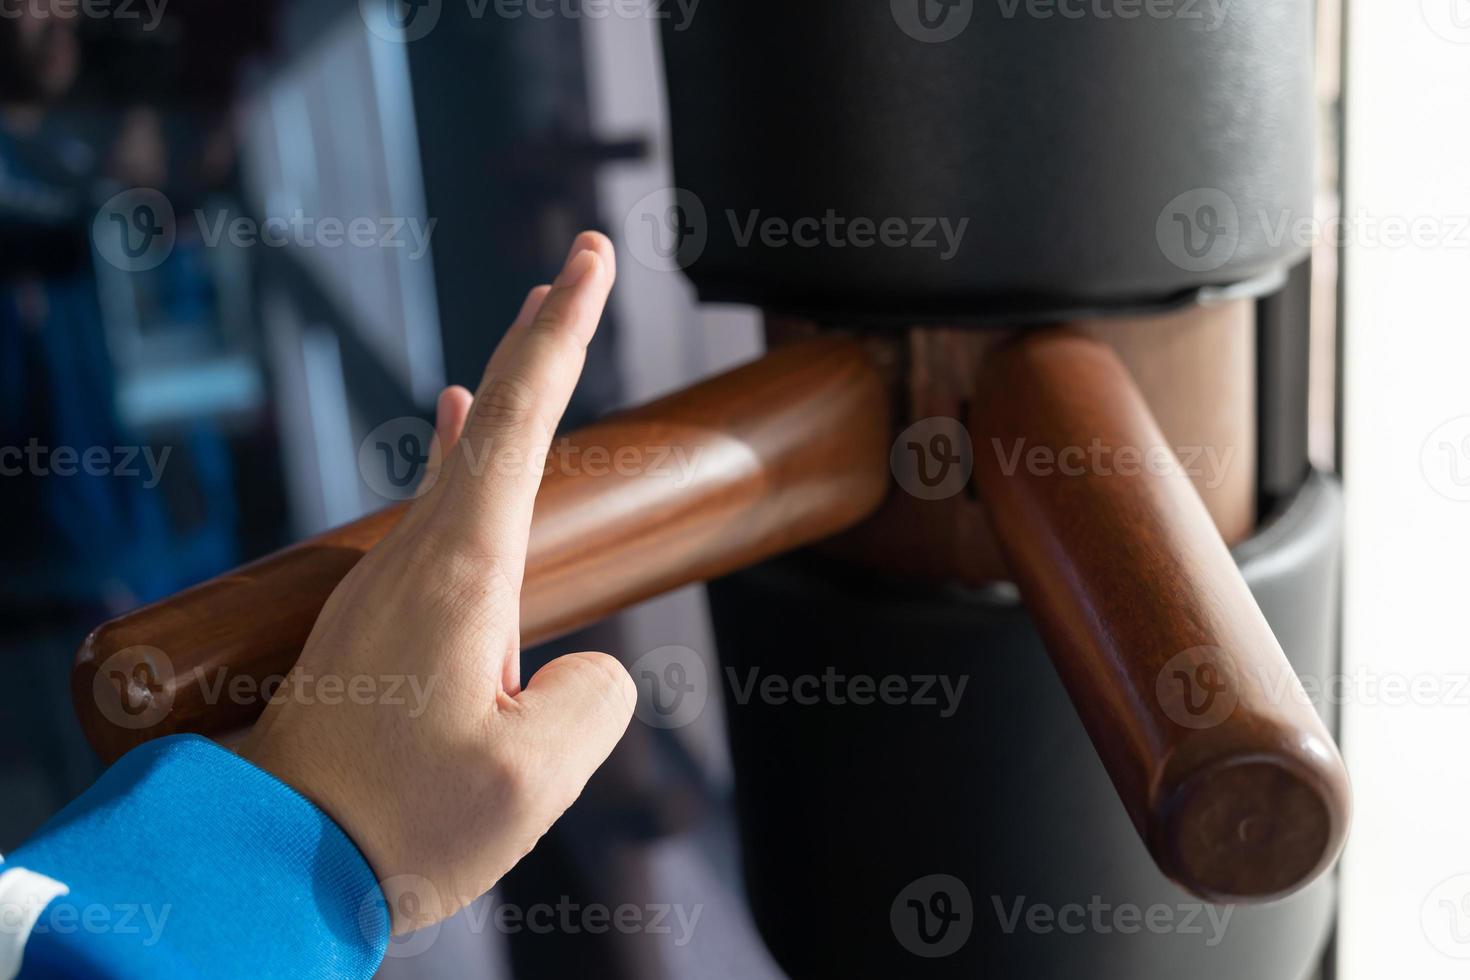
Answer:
506;652;636;812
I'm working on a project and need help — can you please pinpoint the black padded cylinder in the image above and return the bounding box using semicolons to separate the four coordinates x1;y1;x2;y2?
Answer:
706;472;1342;979
660;1;1314;322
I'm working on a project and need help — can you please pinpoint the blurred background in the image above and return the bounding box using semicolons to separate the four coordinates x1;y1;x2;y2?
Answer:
0;2;770;976
0;0;1466;977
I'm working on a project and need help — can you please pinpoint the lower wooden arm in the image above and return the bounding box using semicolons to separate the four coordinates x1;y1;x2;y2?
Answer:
970;329;1350;903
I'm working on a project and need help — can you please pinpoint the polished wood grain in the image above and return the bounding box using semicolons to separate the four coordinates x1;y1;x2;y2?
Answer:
969;329;1350;903
774;301;1257;585
74;337;894;762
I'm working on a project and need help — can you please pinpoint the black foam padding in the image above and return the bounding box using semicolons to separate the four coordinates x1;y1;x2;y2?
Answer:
660;1;1314;323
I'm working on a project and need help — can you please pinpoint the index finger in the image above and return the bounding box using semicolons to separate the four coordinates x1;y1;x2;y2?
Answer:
435;231;617;569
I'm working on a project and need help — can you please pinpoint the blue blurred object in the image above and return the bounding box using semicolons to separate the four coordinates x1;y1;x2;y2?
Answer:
0;114;241;848
0;279;231;607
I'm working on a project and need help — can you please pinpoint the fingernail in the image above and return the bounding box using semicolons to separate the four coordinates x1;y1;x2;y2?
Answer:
555;249;598;288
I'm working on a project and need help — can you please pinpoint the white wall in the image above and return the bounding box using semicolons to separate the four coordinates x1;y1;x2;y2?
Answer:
1339;1;1470;975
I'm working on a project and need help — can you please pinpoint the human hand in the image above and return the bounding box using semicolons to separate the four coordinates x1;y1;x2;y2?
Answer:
239;231;636;934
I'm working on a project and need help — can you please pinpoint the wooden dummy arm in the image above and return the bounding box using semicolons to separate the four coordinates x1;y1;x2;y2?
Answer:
73;336;894;762
970;329;1350;903
72;325;1348;904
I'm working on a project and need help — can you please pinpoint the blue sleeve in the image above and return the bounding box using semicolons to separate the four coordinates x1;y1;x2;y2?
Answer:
0;735;389;979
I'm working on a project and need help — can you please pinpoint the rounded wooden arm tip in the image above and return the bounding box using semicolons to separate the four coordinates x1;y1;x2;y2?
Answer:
1153;731;1351;903
73;623;125;755
72;625;181;766
971;328;1351;903
71;511;402;762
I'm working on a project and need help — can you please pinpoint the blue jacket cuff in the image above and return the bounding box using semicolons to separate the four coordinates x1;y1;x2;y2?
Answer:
1;734;388;979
